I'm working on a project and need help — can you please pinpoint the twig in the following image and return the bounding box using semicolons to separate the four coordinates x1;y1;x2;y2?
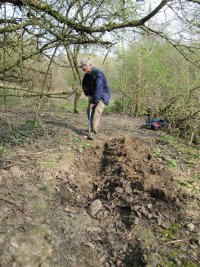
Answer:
36;114;51;140
166;239;188;244
179;109;200;122
5;148;55;158
0;196;20;208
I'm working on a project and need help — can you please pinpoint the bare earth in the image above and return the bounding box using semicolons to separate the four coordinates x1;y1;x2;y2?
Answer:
0;109;200;267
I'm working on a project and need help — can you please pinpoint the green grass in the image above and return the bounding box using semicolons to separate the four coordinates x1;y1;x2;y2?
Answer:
160;134;177;145
83;142;92;149
160;135;200;160
161;259;199;267
19;190;28;198
168;159;177;168
162;223;181;241
67;147;76;156
79;99;88;110
26;118;42;128
73;136;81;143
59;102;74;111
194;173;200;180
44;158;56;168
0;93;24;108
0;145;6;154
155;148;162;157
48;98;88;113
176;144;200;159
104;103;114;114
183;262;199;267
40;156;57;169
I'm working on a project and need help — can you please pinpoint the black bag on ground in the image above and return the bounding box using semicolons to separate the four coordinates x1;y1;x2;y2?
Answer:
144;118;169;131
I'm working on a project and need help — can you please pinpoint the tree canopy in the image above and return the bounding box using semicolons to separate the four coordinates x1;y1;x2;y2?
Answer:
0;0;200;56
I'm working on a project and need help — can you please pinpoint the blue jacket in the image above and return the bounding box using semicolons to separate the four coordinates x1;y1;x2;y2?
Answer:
82;67;110;106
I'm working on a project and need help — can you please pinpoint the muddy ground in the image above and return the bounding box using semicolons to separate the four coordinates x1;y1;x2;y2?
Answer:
0;108;200;267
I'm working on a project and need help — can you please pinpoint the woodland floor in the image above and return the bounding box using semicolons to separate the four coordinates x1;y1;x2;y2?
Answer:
0;106;200;267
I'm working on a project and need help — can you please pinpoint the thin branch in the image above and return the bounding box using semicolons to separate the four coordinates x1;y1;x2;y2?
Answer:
0;196;21;208
186;0;200;4
1;0;170;33
0;90;79;99
178;109;200;122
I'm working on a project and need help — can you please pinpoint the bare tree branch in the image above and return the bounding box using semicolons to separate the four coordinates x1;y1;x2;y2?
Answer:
186;0;200;4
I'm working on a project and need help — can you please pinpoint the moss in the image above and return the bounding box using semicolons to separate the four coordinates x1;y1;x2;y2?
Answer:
155;147;162;157
162;223;181;241
184;262;199;267
160;252;198;267
83;142;92;149
168;159;177;168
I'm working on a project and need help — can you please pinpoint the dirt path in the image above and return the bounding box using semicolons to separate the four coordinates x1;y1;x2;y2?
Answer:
0;110;199;267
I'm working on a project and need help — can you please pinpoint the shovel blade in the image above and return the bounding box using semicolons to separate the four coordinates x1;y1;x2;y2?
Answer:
87;133;94;140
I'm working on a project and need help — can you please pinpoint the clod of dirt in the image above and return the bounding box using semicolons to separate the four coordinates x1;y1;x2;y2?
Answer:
89;199;103;217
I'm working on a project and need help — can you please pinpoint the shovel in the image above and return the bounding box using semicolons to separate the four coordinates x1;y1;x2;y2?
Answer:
88;108;94;140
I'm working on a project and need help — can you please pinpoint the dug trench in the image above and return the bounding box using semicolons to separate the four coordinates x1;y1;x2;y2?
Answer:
0;111;200;267
74;136;200;267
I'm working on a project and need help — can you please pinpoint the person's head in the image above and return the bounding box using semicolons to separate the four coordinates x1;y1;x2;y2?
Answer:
80;59;92;74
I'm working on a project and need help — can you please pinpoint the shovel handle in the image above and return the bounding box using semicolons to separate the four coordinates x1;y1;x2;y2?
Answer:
88;108;92;134
87;108;94;139
88;108;92;122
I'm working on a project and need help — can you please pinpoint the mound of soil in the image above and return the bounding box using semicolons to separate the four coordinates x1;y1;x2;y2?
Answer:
80;136;199;267
0;110;199;267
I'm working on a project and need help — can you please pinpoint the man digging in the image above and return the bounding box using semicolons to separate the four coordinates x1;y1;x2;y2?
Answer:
80;59;111;140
